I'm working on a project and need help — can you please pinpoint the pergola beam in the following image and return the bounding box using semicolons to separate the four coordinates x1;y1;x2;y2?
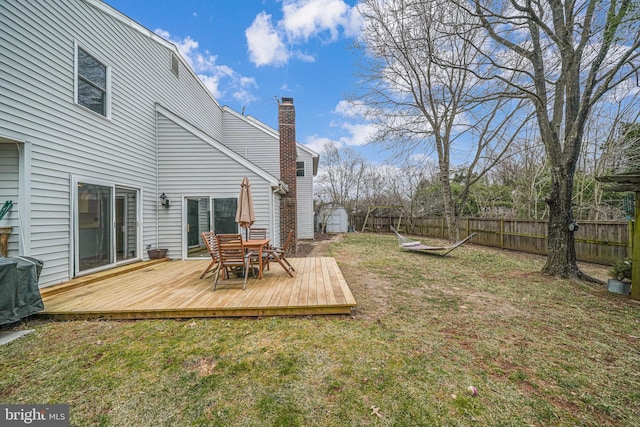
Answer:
596;173;640;300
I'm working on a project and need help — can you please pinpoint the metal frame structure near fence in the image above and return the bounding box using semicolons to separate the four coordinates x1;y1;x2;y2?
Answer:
350;215;632;265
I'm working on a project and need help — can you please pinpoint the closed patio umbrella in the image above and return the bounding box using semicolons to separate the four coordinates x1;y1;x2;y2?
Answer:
235;177;255;239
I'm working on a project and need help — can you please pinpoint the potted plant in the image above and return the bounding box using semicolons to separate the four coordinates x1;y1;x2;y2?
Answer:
147;247;168;259
608;258;632;295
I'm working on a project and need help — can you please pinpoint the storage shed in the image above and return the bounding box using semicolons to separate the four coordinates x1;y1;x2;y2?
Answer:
317;203;349;233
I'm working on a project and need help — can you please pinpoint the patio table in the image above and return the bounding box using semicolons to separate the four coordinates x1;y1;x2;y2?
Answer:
243;239;270;279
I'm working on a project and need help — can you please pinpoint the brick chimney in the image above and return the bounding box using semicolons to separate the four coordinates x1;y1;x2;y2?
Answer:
279;97;297;252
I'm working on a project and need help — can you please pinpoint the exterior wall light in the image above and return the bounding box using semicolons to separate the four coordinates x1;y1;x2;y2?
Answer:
159;192;170;209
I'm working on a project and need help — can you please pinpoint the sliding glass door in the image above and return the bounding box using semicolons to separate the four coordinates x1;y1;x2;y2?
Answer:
116;188;138;262
76;181;139;274
186;197;211;259
213;198;238;234
77;183;112;271
184;197;238;259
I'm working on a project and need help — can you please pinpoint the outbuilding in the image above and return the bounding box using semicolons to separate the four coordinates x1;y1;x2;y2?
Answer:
317;203;349;233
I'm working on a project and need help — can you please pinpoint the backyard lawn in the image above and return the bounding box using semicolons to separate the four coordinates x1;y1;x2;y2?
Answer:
1;233;638;426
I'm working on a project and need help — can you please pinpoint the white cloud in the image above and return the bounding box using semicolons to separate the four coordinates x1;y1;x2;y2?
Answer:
334;99;368;118
281;0;349;41
232;87;258;104
330;99;378;146
245;11;289;67
198;74;224;99
307;121;376;151
342;5;363;37
293;50;316;62
155;29;258;105
246;0;362;67
340;122;377;146
304;135;339;153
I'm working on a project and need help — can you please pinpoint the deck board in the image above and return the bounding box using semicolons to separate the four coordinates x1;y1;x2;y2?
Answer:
39;257;356;320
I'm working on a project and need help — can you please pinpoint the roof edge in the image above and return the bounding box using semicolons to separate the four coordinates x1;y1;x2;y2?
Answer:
156;104;279;186
84;0;222;110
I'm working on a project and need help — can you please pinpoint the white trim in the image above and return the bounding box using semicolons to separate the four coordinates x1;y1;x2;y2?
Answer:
297;142;319;158
0;137;31;256
71;175;142;277
156;104;280;186
296;161;306;177
73;40;78;110
84;0;222;110
181;195;214;260
73;40;112;120
269;189;276;244
84;0;176;51
222;106;319;176
296;144;319;176
19;141;31;255
155;104;160;247
223;106;279;138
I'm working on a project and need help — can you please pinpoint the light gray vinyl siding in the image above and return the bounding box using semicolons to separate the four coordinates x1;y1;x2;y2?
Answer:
0;0;225;286
157;113;277;256
296;148;315;239
0;143;19;255
222;109;280;177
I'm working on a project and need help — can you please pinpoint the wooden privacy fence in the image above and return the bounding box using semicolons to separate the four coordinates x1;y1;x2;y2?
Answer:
351;215;632;265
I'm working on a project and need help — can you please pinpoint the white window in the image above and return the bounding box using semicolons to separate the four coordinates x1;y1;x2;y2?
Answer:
296;161;305;177
75;42;110;117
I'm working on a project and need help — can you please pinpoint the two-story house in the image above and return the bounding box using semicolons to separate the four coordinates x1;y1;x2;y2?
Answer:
0;0;318;287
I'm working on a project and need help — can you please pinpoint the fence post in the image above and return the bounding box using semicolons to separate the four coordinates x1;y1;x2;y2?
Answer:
631;194;640;300
500;218;504;250
629;219;633;256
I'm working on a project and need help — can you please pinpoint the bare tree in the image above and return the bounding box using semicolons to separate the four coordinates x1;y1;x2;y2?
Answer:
357;165;394;209
315;143;367;211
579;95;640;219
354;0;529;239
464;0;640;279
376;158;438;232
493;134;551;219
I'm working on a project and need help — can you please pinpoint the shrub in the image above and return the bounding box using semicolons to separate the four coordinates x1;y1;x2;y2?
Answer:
609;258;632;281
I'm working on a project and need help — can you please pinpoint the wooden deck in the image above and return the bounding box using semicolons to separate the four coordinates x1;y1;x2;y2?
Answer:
38;257;356;320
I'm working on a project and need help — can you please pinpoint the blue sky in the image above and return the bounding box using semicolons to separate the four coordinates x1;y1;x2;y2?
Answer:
103;0;379;161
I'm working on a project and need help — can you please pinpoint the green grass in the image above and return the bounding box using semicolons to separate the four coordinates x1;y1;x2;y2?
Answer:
2;233;639;426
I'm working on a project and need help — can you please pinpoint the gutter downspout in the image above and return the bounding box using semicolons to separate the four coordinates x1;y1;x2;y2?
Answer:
154;106;159;251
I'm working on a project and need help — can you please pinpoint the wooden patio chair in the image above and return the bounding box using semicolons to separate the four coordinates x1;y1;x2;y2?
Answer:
263;230;295;277
199;231;219;279
213;234;254;291
249;227;267;240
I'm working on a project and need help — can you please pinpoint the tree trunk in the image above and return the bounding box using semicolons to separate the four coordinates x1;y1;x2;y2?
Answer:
439;165;459;241
542;167;580;278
